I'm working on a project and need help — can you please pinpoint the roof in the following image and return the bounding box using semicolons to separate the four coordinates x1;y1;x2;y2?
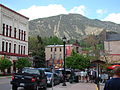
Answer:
0;4;29;20
106;32;120;41
46;44;73;48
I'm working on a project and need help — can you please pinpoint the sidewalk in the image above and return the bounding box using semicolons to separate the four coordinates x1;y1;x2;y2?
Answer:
48;82;97;90
99;83;105;90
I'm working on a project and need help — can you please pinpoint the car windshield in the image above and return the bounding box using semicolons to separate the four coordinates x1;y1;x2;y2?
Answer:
22;69;40;74
46;74;52;78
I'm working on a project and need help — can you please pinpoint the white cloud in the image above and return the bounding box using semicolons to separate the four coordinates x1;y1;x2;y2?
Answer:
103;13;120;24
69;5;86;15
18;4;86;20
96;9;106;15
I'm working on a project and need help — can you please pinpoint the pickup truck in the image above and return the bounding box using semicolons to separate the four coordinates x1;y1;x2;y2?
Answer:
11;68;47;90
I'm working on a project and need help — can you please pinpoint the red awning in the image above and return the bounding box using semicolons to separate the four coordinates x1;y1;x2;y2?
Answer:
107;65;120;69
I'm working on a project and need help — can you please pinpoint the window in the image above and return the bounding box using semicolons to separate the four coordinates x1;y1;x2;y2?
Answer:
21;46;23;54
51;48;52;52
51;54;52;58
23;46;25;54
14;28;16;38
6;25;8;36
55;48;56;51
3;23;5;35
60;47;62;52
9;26;12;37
24;31;26;41
21;30;23;40
9;43;11;53
2;41;4;51
19;29;21;40
76;47;79;53
14;44;16;53
59;54;61;57
18;45;20;54
6;42;8;52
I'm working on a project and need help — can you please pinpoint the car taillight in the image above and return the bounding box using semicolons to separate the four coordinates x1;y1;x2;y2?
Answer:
12;76;14;80
31;78;36;82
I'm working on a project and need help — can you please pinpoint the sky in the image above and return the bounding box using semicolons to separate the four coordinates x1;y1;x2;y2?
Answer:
0;0;120;24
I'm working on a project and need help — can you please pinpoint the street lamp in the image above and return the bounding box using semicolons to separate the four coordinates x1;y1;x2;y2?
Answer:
62;36;67;86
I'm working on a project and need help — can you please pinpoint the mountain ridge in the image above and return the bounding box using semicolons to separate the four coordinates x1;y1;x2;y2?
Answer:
29;14;120;40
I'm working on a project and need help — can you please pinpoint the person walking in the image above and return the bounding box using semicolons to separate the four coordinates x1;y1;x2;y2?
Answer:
104;66;120;90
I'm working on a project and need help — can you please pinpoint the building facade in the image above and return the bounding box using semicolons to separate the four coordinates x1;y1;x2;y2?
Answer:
104;40;120;63
0;4;29;73
45;44;81;68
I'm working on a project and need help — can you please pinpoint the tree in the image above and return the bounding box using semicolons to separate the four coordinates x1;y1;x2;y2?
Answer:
16;58;31;70
0;58;12;75
65;51;91;69
29;36;46;67
43;36;63;45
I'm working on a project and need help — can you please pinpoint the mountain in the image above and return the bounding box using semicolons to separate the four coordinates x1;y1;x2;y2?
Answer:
29;14;120;40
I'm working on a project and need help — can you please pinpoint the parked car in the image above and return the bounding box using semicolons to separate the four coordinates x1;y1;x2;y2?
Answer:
11;68;47;90
37;68;52;72
45;72;60;86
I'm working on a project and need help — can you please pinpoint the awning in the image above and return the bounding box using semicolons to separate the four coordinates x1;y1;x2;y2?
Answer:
107;65;120;69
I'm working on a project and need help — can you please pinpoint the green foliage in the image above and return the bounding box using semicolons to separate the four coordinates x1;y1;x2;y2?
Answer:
16;58;31;69
28;36;39;52
43;36;63;45
28;36;64;67
0;58;12;71
66;51;91;69
29;36;46;67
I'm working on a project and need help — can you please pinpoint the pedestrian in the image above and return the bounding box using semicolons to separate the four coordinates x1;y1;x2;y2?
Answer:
104;66;120;90
80;70;84;82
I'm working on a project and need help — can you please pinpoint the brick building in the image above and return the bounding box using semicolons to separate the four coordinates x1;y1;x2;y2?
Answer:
0;4;29;73
104;33;120;63
45;44;82;68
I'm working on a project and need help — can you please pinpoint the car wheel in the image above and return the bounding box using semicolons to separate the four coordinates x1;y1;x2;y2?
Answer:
12;85;17;90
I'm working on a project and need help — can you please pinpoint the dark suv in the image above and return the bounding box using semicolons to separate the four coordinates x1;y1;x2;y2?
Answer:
11;68;47;90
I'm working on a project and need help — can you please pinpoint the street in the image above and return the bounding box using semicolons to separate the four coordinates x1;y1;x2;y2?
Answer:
0;77;104;90
0;78;11;90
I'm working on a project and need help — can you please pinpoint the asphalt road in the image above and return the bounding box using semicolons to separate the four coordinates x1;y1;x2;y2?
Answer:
0;78;12;90
0;78;99;90
0;78;57;90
